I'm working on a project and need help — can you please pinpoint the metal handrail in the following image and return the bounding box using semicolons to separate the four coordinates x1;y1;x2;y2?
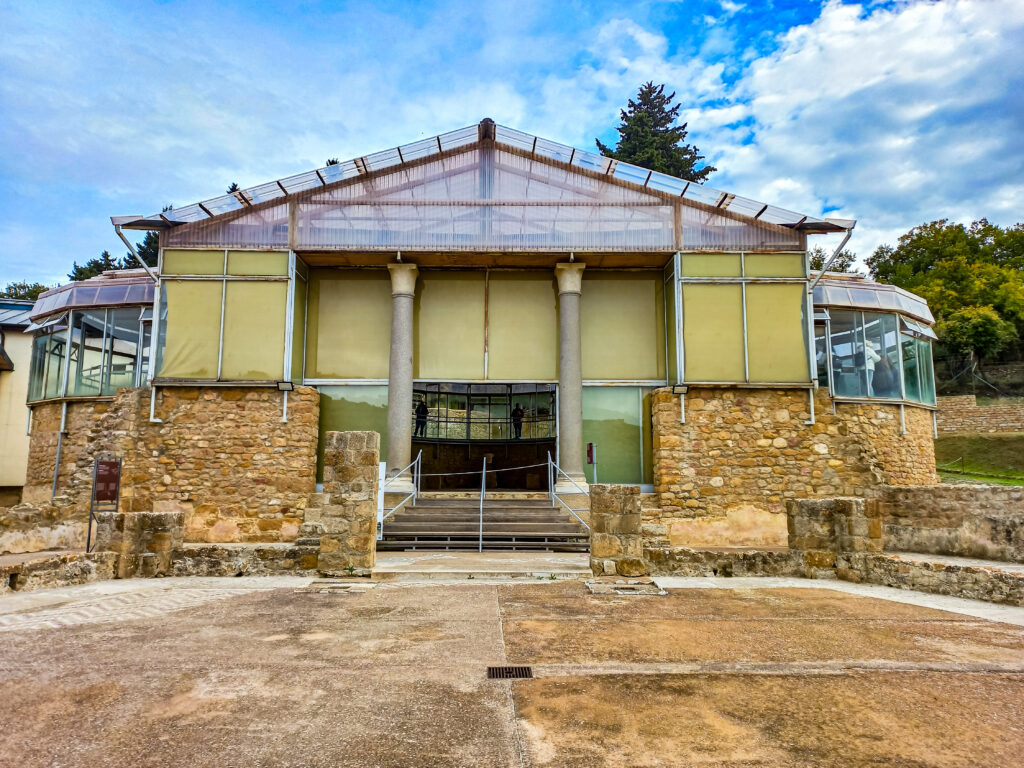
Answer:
547;452;590;531
478;455;487;552
380;450;422;523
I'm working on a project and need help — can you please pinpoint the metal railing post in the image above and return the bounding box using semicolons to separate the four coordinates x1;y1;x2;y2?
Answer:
479;455;487;552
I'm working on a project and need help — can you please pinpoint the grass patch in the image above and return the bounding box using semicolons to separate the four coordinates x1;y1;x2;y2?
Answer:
938;470;1024;487
935;433;1024;484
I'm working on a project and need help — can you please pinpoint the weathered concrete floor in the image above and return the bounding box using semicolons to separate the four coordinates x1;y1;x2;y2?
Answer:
1;577;1023;767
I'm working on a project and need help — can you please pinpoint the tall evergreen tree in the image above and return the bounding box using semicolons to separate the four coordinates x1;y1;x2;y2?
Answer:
596;82;716;183
67;250;119;281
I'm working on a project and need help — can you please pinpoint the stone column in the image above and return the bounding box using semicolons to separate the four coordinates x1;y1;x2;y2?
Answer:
555;262;587;490
386;263;418;489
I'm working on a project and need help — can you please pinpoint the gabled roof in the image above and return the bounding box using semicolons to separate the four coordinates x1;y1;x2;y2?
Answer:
114;119;851;241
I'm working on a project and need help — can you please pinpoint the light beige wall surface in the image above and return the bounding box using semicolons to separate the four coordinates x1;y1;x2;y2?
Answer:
0;331;32;487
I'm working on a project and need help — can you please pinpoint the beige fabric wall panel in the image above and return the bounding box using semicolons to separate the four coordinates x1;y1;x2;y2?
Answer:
159;280;222;378
221;282;287;380
488;271;557;380
291;276;307;380
226;250;289;276
581;272;665;380
683;284;745;381
745;283;809;382
162;249;224;275
308;270;391;379
744;253;806;278
415;271;485;380
681;253;742;277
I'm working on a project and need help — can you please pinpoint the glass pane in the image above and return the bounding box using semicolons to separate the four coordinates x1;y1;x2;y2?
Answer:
902;335;921;402
745;283;809;382
683;284;744;381
582;387;642;484
67;310;106;397
861;312;900;399
918;340;935;405
317;385;388;481
28;334;47;401
828;310;868;397
44;332;67;398
103;308;141;394
138;321;152;385
814;324;829;388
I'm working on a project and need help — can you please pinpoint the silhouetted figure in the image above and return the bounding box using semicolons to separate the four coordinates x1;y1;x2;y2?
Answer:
414;398;428;437
511;402;524;439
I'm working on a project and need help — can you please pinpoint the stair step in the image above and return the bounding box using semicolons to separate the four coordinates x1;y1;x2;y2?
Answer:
377;540;590;552
412;499;556;509
385;523;586;534
390;513;577;522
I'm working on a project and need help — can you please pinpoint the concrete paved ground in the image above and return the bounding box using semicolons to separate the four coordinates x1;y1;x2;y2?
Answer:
1;576;1023;767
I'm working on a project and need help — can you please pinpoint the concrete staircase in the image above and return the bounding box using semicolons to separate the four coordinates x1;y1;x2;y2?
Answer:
379;494;589;552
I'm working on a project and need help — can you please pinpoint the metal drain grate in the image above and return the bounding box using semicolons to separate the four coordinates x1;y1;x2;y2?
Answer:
487;666;533;680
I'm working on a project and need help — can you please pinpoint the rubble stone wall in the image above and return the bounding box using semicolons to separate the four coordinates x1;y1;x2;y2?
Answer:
311;430;379;575
869;484;1024;563
936;395;1024;434
649;387;936;549
19;386;320;546
94;509;185;578
589;484;645;576
0;495;87;555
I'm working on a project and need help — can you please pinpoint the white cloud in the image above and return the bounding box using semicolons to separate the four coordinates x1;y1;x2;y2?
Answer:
1;0;1022;282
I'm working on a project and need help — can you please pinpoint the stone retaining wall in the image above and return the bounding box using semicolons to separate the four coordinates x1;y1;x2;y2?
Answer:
936;395;1024;434
869;484;1024;563
649;387;936;549
0;552;116;595
0;495;86;555
21;386;320;546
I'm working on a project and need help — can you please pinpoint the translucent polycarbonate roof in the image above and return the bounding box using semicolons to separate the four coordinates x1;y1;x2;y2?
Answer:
164;145;806;252
30;270;155;323
116;119;850;241
812;275;934;325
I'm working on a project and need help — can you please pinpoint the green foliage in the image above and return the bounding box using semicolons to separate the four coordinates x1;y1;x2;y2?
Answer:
133;230;159;268
809;246;857;273
67;250;120;282
325;158;339;166
937;306;1018;359
867;219;1024;361
0;281;50;300
227;182;240;193
596;82;716;183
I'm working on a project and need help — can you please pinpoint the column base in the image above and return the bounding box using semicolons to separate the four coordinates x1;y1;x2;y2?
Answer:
383;472;415;495
554;475;589;495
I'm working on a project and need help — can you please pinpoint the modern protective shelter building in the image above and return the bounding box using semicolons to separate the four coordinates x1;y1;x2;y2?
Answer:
19;120;938;551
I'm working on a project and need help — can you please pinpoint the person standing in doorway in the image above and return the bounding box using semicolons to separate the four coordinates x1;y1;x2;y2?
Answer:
414;397;429;438
511;402;524;439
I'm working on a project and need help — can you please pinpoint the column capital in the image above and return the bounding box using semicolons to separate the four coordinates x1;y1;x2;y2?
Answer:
387;263;419;297
555;262;585;294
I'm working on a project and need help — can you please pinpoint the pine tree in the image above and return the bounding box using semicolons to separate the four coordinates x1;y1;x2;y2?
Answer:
596;82;716;183
67;250;119;281
227;182;240;193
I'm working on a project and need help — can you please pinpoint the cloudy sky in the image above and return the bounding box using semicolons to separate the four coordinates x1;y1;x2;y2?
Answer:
2;0;1022;285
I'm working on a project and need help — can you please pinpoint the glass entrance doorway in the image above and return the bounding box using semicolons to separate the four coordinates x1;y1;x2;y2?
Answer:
412;383;556;491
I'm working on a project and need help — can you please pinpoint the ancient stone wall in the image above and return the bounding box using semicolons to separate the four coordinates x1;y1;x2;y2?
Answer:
94;509;185;578
589;484;645;576
649;387;936;549
310;430;379;575
0;495;86;554
869;484;1024;562
936;395;1024;433
23;400;113;505
21;386;320;546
